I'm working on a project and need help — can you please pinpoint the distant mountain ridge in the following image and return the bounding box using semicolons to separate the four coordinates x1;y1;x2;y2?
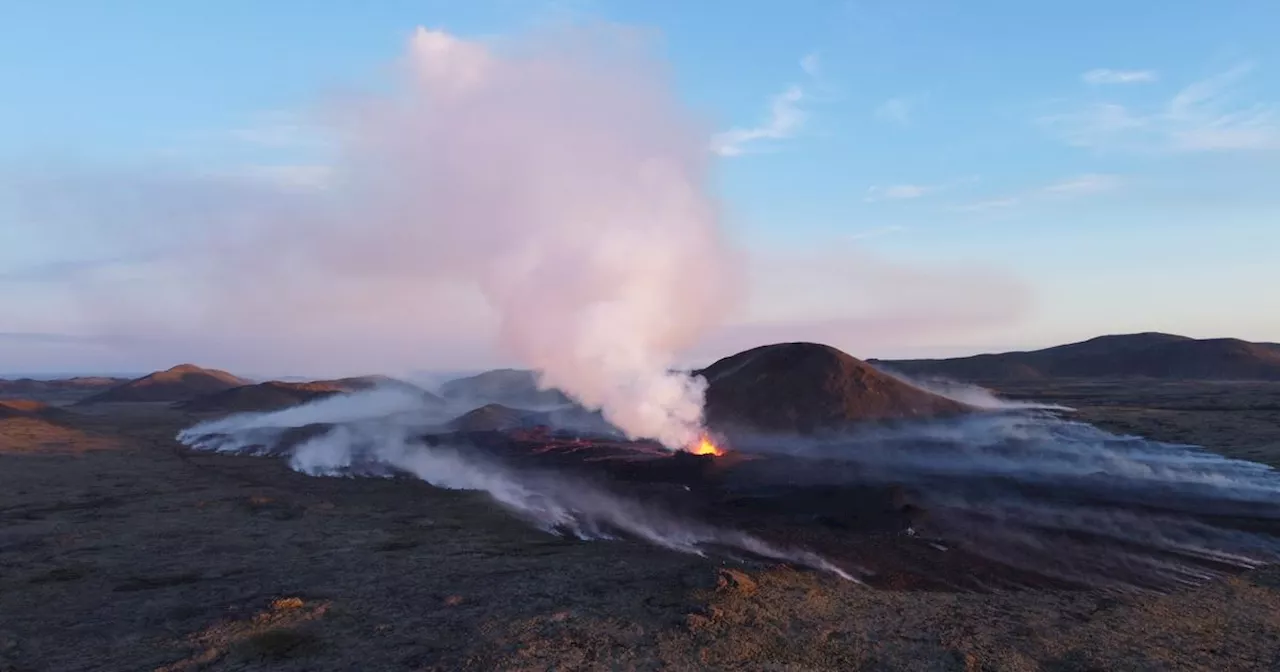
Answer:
872;333;1280;382
0;376;128;402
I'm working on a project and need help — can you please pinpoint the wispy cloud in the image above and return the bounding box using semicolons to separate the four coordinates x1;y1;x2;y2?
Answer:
1041;173;1125;194
846;224;906;240
1043;63;1280;152
800;51;821;78
865;184;930;201
874;95;925;126
865;175;977;202
712;54;819;156
236;164;334;191
229;111;328;149
1082;68;1158;85
951;173;1123;212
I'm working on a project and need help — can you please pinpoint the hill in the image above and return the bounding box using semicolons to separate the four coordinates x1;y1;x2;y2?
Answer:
0;399;71;421
696;342;970;434
178;381;345;413
873;333;1280;382
78;364;250;404
447;403;535;432
179;376;441;413
439;369;571;407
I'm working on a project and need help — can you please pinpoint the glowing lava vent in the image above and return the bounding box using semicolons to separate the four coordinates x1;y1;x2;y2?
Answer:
689;434;725;457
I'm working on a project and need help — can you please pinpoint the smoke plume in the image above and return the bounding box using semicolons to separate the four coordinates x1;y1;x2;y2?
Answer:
308;27;735;449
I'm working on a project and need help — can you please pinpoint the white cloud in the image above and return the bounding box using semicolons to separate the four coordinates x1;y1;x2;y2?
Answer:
864;175;976;202
846;225;906;240
712;86;806;157
229;111;328;149
1082;68;1158;85
874;96;918;126
712;54;819;157
952;174;1122;212
800;52;821;78
865;184;929;201
1041;173;1125;194
237;164;333;190
1044;63;1280;152
951;197;1021;213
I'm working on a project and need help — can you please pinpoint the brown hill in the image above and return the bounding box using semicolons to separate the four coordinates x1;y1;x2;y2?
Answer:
448;403;536;432
0;399;78;434
440;369;571;407
0;399;63;420
873;333;1280;383
696;342;970;435
78;364;250;404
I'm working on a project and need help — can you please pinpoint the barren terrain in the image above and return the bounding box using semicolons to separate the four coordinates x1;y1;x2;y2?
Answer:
3;382;1280;671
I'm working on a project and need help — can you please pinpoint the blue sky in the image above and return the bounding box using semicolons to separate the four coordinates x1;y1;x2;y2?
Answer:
2;0;1279;375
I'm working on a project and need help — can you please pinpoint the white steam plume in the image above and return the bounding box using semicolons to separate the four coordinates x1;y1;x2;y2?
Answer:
308;27;735;449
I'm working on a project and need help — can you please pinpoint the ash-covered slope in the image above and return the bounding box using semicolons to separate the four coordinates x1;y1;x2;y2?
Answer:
697;342;970;434
874;332;1280;382
79;364;250;404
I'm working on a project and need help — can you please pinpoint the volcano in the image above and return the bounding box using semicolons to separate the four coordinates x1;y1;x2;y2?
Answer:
697;342;970;434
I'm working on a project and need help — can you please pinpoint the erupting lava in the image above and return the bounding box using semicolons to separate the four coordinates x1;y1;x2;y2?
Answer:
689;435;725;457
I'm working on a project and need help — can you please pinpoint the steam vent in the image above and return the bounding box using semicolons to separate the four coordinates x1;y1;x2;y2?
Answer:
698;342;970;434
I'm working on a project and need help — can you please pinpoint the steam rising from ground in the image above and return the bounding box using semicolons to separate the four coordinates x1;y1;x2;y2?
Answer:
314;27;733;449
180;386;1280;591
179;388;853;580
875;367;1073;411
734;412;1280;589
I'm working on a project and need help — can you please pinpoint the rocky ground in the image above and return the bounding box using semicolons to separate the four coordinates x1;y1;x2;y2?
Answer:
3;384;1280;671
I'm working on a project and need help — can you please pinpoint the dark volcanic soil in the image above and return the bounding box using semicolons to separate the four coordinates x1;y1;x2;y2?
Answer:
3;383;1280;670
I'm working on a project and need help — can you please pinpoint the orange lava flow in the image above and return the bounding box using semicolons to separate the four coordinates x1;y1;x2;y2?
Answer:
689;435;724;457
